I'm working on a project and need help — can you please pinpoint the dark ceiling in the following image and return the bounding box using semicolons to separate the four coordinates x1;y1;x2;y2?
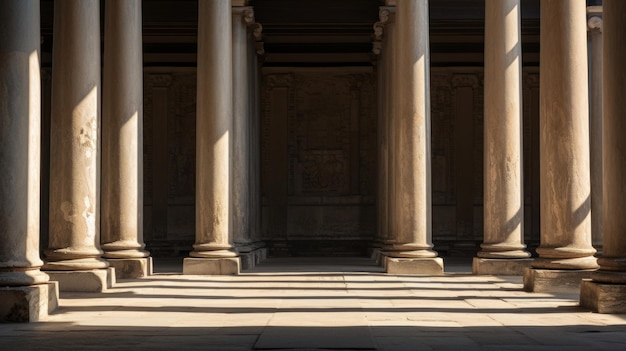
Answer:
40;0;544;67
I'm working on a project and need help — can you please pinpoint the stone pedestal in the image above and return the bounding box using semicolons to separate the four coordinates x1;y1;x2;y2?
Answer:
473;258;533;276
0;282;59;322
183;258;240;275
237;242;267;270
107;257;152;280
45;268;115;292
523;268;595;294
580;279;626;313
385;257;444;275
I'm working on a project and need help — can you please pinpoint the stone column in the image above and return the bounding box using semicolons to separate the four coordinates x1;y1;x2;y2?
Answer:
183;0;240;275
372;6;394;262
44;0;112;292
473;0;532;275
524;0;597;293
232;6;265;269
385;0;443;275
580;0;626;314
0;0;58;322
101;0;152;279
587;6;603;253
232;6;251;250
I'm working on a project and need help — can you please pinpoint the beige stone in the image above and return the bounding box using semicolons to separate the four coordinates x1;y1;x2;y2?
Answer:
385;257;444;275
183;258;240;275
189;0;239;264
532;0;597;271
478;0;530;261
472;257;533;275
0;282;58;322
101;0;150;262
45;0;109;272
523;268;596;293
580;279;626;314
107;257;152;279
46;268;114;292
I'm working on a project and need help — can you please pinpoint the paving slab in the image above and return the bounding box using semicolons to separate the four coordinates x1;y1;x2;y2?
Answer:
1;256;625;350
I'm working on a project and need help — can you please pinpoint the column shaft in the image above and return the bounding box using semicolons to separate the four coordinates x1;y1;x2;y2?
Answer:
101;0;149;260
384;12;397;250
232;7;251;246
185;0;239;274
587;7;603;252
45;0;108;271
479;0;529;259
0;0;49;286
390;0;435;258
595;0;626;284
385;0;442;274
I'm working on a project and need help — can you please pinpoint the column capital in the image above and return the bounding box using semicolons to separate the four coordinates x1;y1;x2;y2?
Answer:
372;6;396;55
232;6;264;55
587;6;603;32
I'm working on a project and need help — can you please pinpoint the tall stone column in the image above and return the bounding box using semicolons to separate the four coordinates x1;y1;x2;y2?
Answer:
473;0;531;275
183;0;240;275
385;0;443;275
587;6;603;253
44;0;112;292
232;6;265;269
524;0;597;293
0;0;58;322
580;0;626;314
101;0;152;279
372;6;394;262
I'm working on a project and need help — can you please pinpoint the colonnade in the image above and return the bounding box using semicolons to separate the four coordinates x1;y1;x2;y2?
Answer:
373;0;625;312
1;0;626;322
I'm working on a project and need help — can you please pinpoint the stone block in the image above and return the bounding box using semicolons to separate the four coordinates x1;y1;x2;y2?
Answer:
523;268;596;293
107;257;153;279
472;257;533;275
183;257;240;275
45;269;113;292
0;282;58;322
385;257;444;275
580;279;626;313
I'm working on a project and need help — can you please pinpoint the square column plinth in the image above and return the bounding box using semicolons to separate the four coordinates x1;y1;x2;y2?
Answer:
0;282;59;322
183;257;240;275
580;279;626;313
473;258;534;275
385;257;444;275
45;268;115;292
523;268;596;293
107;257;153;280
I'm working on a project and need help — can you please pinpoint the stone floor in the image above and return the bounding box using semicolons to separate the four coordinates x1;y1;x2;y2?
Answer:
1;256;625;351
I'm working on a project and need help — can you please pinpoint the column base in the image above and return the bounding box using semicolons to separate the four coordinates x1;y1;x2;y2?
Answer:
523;267;596;293
472;257;533;275
385;257;444;275
106;257;153;279
237;245;267;270
580;279;626;313
0;282;59;322
183;257;240;275
45;268;115;292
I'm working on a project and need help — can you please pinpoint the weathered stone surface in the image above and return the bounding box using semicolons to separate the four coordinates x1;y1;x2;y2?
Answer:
183;258;240;275
385;257;444;275
45;268;113;292
0;282;58;322
472;257;533;275
523;268;596;293
580;279;626;314
107;257;152;279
